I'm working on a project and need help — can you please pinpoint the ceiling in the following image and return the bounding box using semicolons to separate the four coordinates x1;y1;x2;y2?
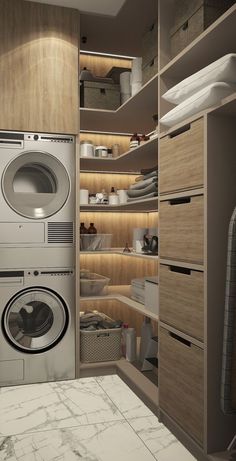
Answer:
25;0;126;16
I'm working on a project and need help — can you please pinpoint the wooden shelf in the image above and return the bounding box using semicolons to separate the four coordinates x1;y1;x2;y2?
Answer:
80;292;158;321
160;4;236;79
80;74;158;133
80;196;158;212
80;136;158;173
80;250;158;261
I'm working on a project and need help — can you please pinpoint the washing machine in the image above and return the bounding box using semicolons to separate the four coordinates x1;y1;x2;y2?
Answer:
0;130;75;268
0;268;75;386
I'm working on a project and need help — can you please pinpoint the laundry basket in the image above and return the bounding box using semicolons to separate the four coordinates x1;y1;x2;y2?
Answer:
80;322;121;363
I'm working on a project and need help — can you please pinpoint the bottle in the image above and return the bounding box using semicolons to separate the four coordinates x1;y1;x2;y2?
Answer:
126;328;136;362
80;223;88;234
88;223;97;234
139;318;153;364
123;242;131;253
139;134;150;145
130;133;140;149
121;323;129;357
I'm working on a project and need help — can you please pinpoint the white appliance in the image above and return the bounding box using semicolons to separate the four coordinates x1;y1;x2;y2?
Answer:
0;267;75;386
0;131;75;267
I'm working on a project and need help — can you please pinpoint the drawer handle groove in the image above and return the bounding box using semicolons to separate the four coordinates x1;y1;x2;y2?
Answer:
169;332;191;347
170;266;191;275
169;197;191;205
169;123;191;139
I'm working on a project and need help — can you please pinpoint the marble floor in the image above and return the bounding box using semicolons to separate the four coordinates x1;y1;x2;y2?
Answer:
0;374;196;461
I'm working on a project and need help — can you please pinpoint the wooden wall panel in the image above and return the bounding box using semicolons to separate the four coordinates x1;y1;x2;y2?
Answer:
0;0;79;134
80;212;149;248
80;133;130;156
80;172;137;194
79;254;158;285
80;54;131;78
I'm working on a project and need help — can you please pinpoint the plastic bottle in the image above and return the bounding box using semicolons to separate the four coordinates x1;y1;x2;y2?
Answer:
121;323;129;357
126;328;136;362
80;223;88;234
139;318;153;363
109;187;119;205
88;223;97;234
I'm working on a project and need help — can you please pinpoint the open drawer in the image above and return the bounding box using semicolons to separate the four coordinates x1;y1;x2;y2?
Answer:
159;326;204;445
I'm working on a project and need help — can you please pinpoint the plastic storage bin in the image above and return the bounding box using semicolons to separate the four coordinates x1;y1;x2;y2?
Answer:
80;234;112;251
80;272;110;296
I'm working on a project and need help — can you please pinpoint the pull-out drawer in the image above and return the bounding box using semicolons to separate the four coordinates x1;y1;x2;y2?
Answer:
160;194;204;264
159;327;204;445
159;264;204;341
160;119;204;194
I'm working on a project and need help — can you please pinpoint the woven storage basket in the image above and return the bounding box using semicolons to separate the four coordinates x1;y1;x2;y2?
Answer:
80;328;121;363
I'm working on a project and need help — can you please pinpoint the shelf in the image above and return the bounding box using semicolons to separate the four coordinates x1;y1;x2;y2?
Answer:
80;73;158;133
80;196;158;212
80;136;158;173
80;250;159;261
80;292;159;321
160;4;236;79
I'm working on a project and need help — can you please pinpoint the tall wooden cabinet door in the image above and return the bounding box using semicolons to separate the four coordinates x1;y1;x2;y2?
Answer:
0;0;79;134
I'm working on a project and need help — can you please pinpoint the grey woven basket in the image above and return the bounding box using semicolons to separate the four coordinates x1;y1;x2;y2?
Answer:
80;328;121;363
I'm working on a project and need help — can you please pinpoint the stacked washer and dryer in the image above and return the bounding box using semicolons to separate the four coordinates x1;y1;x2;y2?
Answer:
0;131;76;386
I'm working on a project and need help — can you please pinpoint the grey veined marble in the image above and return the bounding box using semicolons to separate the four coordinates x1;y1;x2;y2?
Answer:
0;375;196;461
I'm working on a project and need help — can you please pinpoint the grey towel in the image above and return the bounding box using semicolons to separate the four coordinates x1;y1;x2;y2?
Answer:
127;192;158;202
135;170;158;182
130;176;157;190
221;206;236;414
127;182;158;198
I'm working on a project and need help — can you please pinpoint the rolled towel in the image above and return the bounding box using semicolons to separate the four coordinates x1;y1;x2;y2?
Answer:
130;176;157;190
135;170;158;182
127;182;158;198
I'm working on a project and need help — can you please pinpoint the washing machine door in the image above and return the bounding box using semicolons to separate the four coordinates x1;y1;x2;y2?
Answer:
2;288;69;353
2;151;70;219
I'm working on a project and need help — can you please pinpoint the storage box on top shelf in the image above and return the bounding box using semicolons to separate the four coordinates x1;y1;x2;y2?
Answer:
80;234;112;251
170;0;236;58
142;20;158;84
80;81;120;110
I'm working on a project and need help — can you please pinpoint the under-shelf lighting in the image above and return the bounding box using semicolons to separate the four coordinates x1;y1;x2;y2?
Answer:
80;129;132;136
80;49;135;60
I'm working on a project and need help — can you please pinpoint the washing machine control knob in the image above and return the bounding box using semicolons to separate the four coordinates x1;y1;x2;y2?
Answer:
34;135;39;141
34;270;39;276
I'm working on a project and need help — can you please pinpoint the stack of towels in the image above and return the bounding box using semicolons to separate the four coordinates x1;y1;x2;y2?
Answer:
127;165;158;202
80;310;122;331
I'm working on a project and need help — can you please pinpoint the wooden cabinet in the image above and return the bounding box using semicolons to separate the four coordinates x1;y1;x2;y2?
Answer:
159;118;204;194
159;264;204;341
0;0;79;134
159;326;204;445
159;193;204;264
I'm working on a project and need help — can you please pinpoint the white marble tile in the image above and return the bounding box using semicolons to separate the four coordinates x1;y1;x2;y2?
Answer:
53;378;124;425
0;422;156;461
128;416;197;461
96;374;153;419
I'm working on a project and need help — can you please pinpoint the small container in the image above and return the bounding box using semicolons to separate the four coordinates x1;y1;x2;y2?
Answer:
80;140;94;157
88;223;97;234
107;148;113;158
109;187;119;205
95;146;108;158
80;272;110;296
80;189;89;205
89;194;97;204
117;189;128;204
130;133;140;149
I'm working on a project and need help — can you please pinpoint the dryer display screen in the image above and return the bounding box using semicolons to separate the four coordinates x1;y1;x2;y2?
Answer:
2;288;69;353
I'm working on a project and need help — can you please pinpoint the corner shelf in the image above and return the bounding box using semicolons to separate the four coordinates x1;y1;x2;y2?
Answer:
80;196;158;212
80;293;158;321
80;136;158;173
80;73;158;133
80;250;158;261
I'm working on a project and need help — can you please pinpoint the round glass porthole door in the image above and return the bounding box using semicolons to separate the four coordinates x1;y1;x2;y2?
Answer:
2;288;69;353
2;151;70;219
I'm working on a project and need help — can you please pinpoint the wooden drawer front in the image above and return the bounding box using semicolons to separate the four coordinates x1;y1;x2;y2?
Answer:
160;194;204;264
159;265;204;341
160;119;204;194
159;327;204;445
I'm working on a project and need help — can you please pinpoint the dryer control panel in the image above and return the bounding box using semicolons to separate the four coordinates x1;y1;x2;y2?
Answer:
25;134;74;143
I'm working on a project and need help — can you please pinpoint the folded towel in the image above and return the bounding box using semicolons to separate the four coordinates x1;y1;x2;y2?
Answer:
127;182;158;198
135;170;158;182
140;165;158;175
127;192;158;202
130;176;157;190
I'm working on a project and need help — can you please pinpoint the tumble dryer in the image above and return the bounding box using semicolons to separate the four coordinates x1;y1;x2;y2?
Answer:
0;268;75;386
0;131;75;268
